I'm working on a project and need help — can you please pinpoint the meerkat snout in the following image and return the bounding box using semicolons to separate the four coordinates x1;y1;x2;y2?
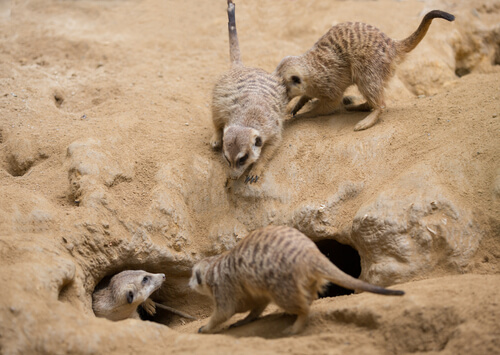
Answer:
222;126;262;180
125;272;166;305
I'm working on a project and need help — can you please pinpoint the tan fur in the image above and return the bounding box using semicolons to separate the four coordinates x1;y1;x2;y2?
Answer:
190;226;404;335
92;270;166;321
92;270;196;321
275;10;455;131
211;1;287;185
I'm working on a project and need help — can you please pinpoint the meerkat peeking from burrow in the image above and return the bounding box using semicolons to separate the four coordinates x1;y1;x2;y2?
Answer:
92;270;196;321
190;226;404;335
211;0;287;186
275;10;455;131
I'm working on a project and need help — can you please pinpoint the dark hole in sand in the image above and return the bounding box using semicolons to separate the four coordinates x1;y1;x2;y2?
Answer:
315;239;361;298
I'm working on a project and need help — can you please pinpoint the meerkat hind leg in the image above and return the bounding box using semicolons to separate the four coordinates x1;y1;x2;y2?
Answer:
283;312;309;335
345;101;372;112
199;308;234;334
354;108;382;131
353;73;386;131
343;95;372;112
353;85;384;131
229;302;269;329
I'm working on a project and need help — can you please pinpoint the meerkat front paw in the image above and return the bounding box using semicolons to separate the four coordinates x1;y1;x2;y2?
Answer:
142;298;156;316
290;101;305;116
245;163;267;184
245;174;260;184
354;108;381;131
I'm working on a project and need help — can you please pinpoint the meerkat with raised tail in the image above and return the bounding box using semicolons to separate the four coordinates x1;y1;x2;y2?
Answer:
211;0;287;185
275;10;455;131
92;270;196;321
190;226;404;335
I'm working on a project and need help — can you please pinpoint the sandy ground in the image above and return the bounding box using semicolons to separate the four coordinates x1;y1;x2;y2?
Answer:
1;0;499;354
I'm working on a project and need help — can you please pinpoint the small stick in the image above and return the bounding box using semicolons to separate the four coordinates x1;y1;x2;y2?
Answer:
154;302;197;320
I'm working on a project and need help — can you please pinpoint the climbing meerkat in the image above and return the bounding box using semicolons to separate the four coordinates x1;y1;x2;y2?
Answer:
92;270;196;321
211;0;287;185
189;226;404;335
275;10;455;131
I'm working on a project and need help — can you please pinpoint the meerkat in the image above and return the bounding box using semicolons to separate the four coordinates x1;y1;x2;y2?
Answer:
92;270;196;321
275;10;455;131
189;226;404;335
211;0;287;185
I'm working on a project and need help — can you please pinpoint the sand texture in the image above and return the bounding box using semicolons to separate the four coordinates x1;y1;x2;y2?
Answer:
0;0;499;354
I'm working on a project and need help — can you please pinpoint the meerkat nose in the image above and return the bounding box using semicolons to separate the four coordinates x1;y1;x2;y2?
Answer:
161;274;166;280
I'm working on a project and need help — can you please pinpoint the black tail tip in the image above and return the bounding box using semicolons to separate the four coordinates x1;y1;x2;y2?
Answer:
387;289;405;296
426;10;455;22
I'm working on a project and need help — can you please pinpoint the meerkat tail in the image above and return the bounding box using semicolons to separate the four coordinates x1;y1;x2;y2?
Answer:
227;0;241;64
316;259;405;296
154;302;197;320
396;10;455;54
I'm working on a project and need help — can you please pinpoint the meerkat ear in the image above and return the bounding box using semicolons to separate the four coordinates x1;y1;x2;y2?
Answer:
196;270;202;285
127;290;135;304
291;75;301;85
254;136;262;147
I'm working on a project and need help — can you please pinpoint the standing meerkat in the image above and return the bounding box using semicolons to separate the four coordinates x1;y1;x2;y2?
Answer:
92;270;196;321
275;10;455;131
211;0;287;185
189;226;404;335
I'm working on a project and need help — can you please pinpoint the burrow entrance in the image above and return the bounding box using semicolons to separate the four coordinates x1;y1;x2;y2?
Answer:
87;239;361;326
90;260;209;327
315;239;361;298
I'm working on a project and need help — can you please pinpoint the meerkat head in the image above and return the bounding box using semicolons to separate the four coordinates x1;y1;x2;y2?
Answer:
222;125;263;180
275;55;308;99
111;270;166;306
189;259;214;298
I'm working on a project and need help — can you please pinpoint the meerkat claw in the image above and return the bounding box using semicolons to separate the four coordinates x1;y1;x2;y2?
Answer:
245;175;259;184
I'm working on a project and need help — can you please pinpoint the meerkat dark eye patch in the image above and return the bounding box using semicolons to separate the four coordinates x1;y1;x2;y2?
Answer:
291;75;301;85
196;270;202;285
254;136;262;147
127;290;134;304
142;276;149;285
238;154;248;166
